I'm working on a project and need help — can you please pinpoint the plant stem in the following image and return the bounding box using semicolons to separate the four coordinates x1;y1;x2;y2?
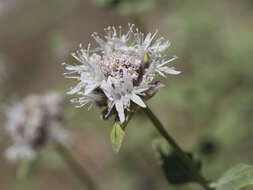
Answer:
54;142;98;190
142;106;213;190
122;111;134;130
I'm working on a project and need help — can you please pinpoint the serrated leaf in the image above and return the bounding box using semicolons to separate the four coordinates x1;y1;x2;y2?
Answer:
110;122;125;152
216;163;253;190
152;138;202;185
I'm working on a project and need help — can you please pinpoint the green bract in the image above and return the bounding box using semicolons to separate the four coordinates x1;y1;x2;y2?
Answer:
215;164;253;190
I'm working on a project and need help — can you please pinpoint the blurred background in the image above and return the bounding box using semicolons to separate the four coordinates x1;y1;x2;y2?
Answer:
1;0;253;189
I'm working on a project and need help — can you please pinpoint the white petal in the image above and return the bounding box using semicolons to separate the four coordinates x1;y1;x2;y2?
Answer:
92;32;106;49
115;100;125;123
156;69;166;77
134;86;150;94
158;56;178;67
84;83;98;95
105;101;115;118
160;66;181;75
67;82;85;95
131;94;146;108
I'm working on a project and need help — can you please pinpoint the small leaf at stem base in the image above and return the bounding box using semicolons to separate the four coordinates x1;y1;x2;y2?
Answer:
110;122;125;153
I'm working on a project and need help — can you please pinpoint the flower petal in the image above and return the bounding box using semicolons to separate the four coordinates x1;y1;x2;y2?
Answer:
115;100;125;123
84;83;98;95
131;94;146;108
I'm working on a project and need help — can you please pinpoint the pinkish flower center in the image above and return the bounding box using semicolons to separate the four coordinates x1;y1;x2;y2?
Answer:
101;51;142;81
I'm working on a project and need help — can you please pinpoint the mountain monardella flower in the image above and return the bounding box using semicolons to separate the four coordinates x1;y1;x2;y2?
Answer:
63;24;180;123
4;92;68;162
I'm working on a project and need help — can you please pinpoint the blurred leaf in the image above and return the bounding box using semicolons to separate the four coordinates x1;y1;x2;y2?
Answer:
199;138;219;157
90;0;155;14
39;146;66;169
118;0;155;15
152;138;202;185
49;33;69;56
111;122;125;152
215;164;253;190
91;0;113;7
90;0;121;8
16;159;38;180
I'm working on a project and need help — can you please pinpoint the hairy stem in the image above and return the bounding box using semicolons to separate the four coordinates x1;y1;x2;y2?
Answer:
142;106;213;190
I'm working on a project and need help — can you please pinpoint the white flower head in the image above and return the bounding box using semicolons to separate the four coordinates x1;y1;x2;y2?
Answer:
4;92;68;162
63;24;180;123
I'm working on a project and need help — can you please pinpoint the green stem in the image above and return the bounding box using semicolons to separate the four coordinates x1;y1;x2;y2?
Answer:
122;111;134;130
55;142;98;190
142;106;213;190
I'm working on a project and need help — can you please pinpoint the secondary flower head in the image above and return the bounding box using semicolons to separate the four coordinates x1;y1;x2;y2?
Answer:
63;24;180;123
4;92;67;162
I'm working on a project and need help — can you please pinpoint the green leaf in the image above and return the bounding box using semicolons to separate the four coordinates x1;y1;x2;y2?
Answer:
152;138;202;185
144;53;149;63
16;159;38;180
110;122;125;152
216;163;253;190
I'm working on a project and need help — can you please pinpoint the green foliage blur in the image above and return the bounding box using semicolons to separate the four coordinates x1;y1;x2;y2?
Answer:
1;0;253;190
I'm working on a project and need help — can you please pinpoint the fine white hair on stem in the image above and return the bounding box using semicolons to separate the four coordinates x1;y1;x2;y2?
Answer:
63;24;180;123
